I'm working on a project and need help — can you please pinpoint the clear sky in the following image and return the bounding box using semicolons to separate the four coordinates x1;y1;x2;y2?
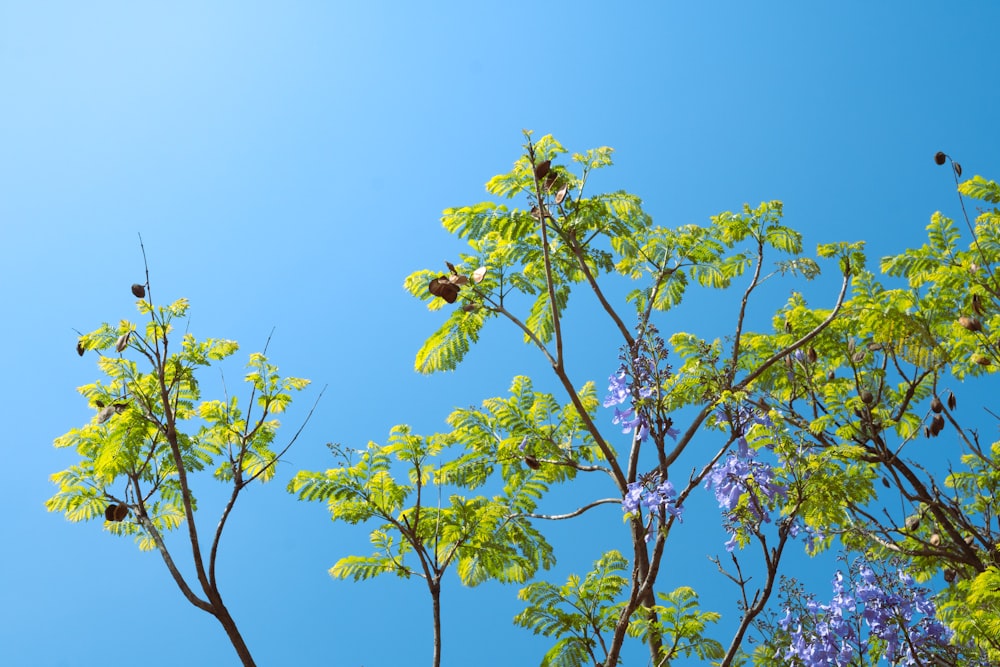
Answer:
3;2;999;666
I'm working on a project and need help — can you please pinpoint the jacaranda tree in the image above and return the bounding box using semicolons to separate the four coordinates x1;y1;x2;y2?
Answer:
295;133;1000;666
48;256;312;667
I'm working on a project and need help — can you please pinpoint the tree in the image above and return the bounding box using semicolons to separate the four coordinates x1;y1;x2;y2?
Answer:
48;261;313;667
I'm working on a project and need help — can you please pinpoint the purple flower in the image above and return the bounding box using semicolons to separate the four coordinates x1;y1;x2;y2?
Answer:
603;370;630;407
621;474;683;523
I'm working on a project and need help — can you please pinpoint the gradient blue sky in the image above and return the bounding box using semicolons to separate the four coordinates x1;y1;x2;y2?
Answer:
3;3;999;666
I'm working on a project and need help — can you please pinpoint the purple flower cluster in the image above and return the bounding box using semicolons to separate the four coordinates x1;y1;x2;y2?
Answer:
780;561;952;666
602;323;678;445
705;416;785;551
622;471;683;539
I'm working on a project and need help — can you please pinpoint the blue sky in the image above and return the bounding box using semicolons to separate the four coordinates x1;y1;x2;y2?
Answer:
3;3;999;666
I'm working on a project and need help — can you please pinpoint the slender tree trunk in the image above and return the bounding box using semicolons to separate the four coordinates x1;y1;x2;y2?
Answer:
431;579;442;667
212;601;257;666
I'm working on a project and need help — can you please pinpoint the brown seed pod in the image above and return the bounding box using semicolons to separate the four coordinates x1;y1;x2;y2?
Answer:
113;503;129;521
852;350;867;363
958;315;982;332
954;162;963;178
860;389;874;405
461;303;479;312
905;515;920;531
784;320;792;333
115;332;130;353
930;533;941;547
943;568;956;583
930;396;944;413
104;505;117;521
131;283;146;299
974;354;992;367
428;277;460;304
882;477;891;488
76;339;85;356
524;455;540;470
972;293;985;316
543;171;559;191
533;159;551;180
965;535;975;546
807;347;817;363
934;151;947;165
448;274;469;286
924;426;931;438
95;400;105;409
930;414;945;436
947;391;957;410
555;184;569;205
827;370;835;381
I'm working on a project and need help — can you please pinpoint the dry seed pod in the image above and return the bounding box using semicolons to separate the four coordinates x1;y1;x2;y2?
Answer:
930;396;944;413
930;533;941;546
958;316;982;332
943;568;956;583
95;400;105;409
807;347;817;363
115;332;130;352
96;405;117;424
954;162;963;178
972;294;985;316
471;266;487;283
974;354;991;367
104;505;117;521
947;391;957;410
848;338;856;353
867;342;883;352
934;151;947;165
924;426;931;438
965;535;975;546
930;414;945;436
131;283;146;299
533;159;551;180
882;477;891;488
905;515;920;531
445;261;458;274
784;319;792;333
827;370;835;381
76;339;85;357
860;389;874;405
462;303;478;312
113;503;129;521
524;455;540;470
555;184;569;204
543;171;559;191
448;274;469;286
428;277;460;304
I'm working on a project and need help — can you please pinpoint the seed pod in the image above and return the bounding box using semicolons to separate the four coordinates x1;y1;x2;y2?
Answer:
131;283;146;299
462;303;478;312
947;391;957;410
96;405;117;424
930;414;945;436
860;389;874;405
113;503;129;521
115;332;130;352
847;338;856;353
924;426;931;438
807;347;818;363
827;370;835;382
533;159;551;180
930;396;944;413
428;276;460;304
555;184;569;204
974;354;991;367
784;319;792;333
972;293;985;316
543;171;559;191
104;505;117;521
524;455;540;470
958;316;982;332
76;339;85;356
905;515;920;531
930;533;941;546
852;350;867;363
934;151;947;165
95;400;105;408
954;162;963;177
448;274;469;286
471;266;487;284
943;568;956;583
882;477;891;488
